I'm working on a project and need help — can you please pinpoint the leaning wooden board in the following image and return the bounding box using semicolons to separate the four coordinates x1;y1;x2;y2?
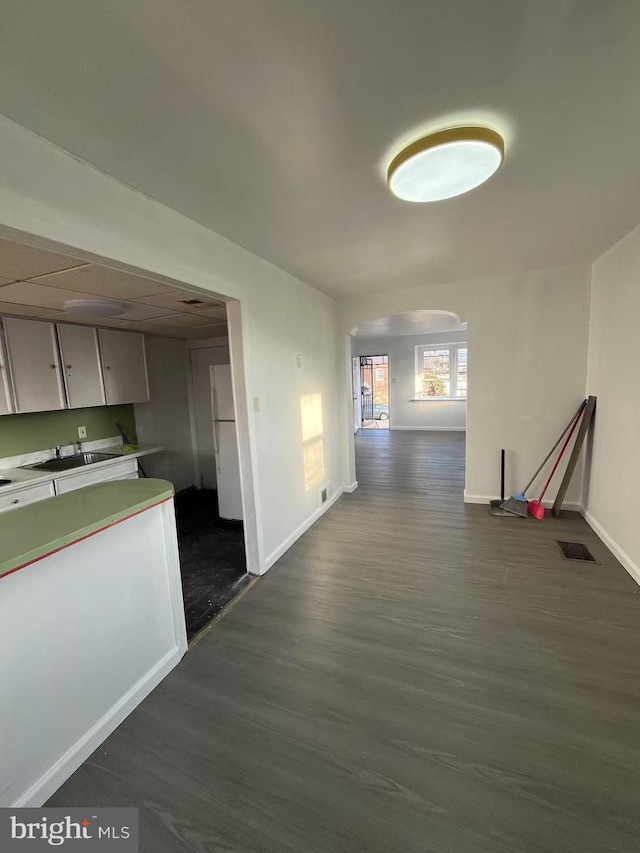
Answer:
551;395;597;517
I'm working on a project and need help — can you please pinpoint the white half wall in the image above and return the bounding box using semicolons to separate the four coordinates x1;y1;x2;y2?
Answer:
0;115;341;574
583;223;640;575
134;336;195;492
339;265;591;502
352;331;467;430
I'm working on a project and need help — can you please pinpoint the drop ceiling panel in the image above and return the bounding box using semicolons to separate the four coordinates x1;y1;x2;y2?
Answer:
198;307;228;320
32;264;174;299
131;290;226;313
0;238;87;281
141;313;217;328
0;302;53;319
44;312;138;329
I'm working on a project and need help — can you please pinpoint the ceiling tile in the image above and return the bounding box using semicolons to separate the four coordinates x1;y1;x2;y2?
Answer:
32;264;174;299
0;302;53;319
198;307;228;320
43;312;138;329
0;281;89;310
0;238;87;281
141;312;218;328
130;290;226;313
180;323;228;339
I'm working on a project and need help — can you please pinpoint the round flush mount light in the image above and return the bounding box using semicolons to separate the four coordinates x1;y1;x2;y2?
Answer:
63;299;128;317
387;126;504;202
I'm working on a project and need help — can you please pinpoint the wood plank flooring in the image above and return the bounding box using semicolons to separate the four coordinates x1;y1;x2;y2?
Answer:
48;430;640;852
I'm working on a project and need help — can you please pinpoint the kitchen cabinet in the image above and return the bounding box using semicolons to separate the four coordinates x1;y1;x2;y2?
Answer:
57;323;106;409
98;329;149;405
0;480;55;514
0;329;13;415
2;318;65;413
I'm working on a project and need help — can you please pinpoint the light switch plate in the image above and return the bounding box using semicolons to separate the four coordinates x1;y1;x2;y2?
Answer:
253;397;260;413
78;425;87;439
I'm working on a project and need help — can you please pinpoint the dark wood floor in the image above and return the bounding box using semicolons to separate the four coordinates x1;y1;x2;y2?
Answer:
49;431;640;851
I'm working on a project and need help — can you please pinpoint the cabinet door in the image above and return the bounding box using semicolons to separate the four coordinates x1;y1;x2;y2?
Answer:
0;328;14;415
3;318;66;413
57;324;106;409
98;329;149;404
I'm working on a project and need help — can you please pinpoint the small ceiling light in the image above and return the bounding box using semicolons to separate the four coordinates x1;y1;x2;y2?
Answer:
387;126;504;202
64;299;128;317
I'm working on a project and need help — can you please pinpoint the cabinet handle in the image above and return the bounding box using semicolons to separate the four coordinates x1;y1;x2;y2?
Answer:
11;499;19;505
105;365;111;370
50;364;57;369
66;364;72;369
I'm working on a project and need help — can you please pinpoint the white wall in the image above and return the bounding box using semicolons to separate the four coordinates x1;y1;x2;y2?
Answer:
339;265;591;504
352;331;467;430
134;336;195;492
0;115;341;574
583;223;640;576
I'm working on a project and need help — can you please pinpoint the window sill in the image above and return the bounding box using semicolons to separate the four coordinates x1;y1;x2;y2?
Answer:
410;397;467;402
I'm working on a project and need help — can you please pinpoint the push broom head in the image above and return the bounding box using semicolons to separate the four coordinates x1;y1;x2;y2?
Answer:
528;499;545;520
500;495;529;517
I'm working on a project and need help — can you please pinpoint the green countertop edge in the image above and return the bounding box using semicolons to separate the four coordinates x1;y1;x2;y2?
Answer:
0;479;174;580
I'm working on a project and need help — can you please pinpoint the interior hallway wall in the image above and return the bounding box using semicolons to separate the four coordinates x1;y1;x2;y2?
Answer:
0;115;341;573
352;331;467;430
339;265;591;504
584;222;640;577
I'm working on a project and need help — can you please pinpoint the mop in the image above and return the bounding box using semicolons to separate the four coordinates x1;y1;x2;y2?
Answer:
500;400;586;517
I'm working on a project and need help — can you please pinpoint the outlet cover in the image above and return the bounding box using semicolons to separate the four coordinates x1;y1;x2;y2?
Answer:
253;397;260;413
78;425;87;439
296;354;302;369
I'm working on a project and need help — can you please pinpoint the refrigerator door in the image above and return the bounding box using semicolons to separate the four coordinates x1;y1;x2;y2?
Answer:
212;364;235;421
216;421;243;520
210;364;243;521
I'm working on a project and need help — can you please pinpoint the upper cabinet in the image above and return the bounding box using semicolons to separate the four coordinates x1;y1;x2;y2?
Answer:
57;324;106;409
0;329;14;415
99;329;149;405
3;318;66;413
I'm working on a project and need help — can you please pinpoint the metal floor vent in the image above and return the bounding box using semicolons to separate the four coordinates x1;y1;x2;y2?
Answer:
557;541;598;563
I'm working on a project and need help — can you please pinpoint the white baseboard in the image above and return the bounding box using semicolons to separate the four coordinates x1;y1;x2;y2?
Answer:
391;426;466;432
343;481;358;493
264;487;344;571
463;491;582;511
582;510;640;588
17;647;183;807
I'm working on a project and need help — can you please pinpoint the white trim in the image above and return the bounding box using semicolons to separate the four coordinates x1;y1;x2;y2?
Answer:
463;490;582;511
15;647;183;807
264;487;344;571
582;510;640;588
343;481;358;493
409;397;467;402
392;426;466;432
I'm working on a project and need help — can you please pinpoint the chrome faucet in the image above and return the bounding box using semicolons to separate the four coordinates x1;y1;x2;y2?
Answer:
75;439;82;454
54;445;62;460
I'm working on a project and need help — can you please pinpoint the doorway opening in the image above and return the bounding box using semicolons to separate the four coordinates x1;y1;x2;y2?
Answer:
359;355;389;429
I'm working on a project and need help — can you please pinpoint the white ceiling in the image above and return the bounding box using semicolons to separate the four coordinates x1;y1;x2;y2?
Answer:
3;2;640;298
0;238;227;338
354;311;466;338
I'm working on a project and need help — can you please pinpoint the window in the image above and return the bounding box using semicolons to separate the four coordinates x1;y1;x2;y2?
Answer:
375;367;385;382
415;344;467;399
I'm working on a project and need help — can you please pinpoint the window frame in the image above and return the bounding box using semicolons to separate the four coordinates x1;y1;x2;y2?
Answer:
413;343;467;401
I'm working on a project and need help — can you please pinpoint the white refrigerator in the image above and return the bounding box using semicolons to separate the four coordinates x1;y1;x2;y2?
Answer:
210;364;243;521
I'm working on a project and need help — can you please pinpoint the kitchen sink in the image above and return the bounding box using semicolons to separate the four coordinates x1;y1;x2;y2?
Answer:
22;452;121;472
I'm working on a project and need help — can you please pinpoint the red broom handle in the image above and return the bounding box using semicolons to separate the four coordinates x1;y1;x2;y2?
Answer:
536;407;584;501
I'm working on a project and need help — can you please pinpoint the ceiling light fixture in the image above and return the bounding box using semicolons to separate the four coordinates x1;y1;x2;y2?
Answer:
387;126;504;202
63;299;128;317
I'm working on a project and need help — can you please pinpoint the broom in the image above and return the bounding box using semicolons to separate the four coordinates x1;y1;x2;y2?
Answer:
528;404;584;520
500;400;587;517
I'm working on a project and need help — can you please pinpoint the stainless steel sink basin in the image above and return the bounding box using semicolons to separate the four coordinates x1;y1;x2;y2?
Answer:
22;452;121;472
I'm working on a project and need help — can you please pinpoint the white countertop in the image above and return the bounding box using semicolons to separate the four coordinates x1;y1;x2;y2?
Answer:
0;446;163;494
